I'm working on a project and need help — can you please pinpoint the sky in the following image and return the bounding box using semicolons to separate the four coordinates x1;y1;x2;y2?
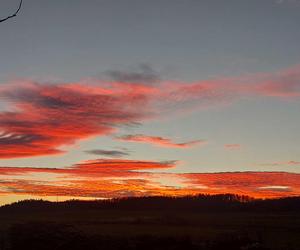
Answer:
0;0;300;205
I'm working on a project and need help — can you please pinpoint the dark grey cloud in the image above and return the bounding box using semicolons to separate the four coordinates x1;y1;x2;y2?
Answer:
0;133;44;145
84;149;130;158
105;63;161;84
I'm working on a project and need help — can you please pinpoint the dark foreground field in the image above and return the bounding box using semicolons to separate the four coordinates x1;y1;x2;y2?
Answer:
0;194;300;250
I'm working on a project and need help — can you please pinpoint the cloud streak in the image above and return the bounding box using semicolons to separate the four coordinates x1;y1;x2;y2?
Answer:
258;161;300;167
84;149;130;158
224;144;241;150
0;159;175;178
116;134;206;148
105;63;161;84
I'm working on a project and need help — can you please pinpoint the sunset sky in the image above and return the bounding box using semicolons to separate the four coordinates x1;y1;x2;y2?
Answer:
0;0;300;205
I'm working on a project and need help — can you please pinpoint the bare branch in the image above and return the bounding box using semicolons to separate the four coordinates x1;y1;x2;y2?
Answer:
0;0;23;23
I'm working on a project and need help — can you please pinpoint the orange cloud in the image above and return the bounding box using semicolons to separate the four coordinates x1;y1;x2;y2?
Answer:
117;134;206;148
0;159;300;201
182;172;300;198
63;159;176;178
0;160;185;199
0;159;175;178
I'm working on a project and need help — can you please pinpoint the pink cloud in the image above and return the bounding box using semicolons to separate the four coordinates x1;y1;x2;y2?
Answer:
0;64;299;158
254;65;300;97
117;134;206;148
0;81;154;158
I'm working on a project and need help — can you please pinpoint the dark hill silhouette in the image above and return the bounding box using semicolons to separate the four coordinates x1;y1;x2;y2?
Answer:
1;193;300;213
1;194;300;250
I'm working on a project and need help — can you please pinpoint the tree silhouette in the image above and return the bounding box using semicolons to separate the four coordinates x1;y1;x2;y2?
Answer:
0;0;23;23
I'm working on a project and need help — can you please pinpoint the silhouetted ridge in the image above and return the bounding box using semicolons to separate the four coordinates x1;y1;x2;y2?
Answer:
0;194;299;250
1;194;300;213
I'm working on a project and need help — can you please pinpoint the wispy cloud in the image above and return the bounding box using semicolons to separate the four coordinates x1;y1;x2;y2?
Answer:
258;161;300;167
258;186;291;192
105;63;161;84
254;65;300;97
0;64;299;158
84;149;130;158
116;134;206;148
0;159;175;178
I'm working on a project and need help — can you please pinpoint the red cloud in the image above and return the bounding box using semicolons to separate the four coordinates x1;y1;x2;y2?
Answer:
182;172;300;198
117;134;206;148
0;82;155;158
63;159;176;178
0;159;300;200
0;64;299;158
0;159;175;178
0;178;194;199
0;79;223;158
0;159;183;199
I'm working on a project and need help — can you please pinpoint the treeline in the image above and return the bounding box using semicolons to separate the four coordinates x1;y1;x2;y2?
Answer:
1;194;300;213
